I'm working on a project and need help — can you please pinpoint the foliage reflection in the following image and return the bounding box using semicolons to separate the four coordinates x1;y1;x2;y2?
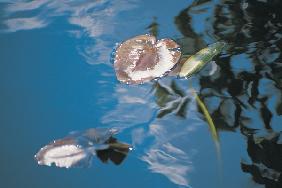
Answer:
152;0;282;187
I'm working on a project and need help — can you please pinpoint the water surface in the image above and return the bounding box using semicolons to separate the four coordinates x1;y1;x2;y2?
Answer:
1;0;282;188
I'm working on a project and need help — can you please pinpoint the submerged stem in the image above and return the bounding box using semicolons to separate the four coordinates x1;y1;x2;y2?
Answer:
192;88;223;185
193;91;219;141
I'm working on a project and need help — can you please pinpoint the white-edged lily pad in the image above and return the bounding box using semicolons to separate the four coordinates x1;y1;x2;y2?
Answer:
114;34;181;84
35;128;130;168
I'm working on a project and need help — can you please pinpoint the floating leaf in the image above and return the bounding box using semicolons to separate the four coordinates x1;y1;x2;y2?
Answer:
35;137;95;168
35;128;131;168
114;35;181;84
179;42;226;78
198;61;219;76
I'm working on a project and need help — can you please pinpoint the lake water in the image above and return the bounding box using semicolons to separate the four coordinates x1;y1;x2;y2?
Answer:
1;0;282;188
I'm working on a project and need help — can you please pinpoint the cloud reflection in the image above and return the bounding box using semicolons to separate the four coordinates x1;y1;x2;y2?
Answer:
2;0;138;64
102;79;201;187
146;120;196;187
140;118;198;187
4;16;48;32
5;0;50;12
142;147;191;187
3;1;201;186
101;84;155;127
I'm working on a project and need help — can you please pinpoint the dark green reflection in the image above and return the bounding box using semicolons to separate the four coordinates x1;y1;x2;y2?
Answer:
150;0;282;187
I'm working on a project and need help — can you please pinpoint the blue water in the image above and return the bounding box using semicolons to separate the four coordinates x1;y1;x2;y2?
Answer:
1;0;282;188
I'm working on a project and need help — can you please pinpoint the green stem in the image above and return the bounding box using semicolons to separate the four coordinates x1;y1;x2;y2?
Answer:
193;90;219;141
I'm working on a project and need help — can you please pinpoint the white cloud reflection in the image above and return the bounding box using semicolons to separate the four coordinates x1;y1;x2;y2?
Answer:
3;2;203;187
5;0;50;12
139;115;201;187
139;120;197;187
142;147;191;187
4;16;48;32
2;0;139;64
101;83;155;127
102;79;202;187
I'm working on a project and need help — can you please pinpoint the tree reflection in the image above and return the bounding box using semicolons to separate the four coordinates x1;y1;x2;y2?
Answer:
241;132;282;187
147;16;159;37
153;81;190;118
151;0;282;187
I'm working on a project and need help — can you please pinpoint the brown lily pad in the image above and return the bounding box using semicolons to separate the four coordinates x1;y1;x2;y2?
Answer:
114;34;181;84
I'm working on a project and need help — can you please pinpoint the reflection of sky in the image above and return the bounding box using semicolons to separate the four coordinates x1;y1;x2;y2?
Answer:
1;0;278;188
2;0;190;65
4;16;48;32
2;0;140;64
103;78;204;187
101;84;155;127
188;0;218;43
141;120;195;187
0;1;201;187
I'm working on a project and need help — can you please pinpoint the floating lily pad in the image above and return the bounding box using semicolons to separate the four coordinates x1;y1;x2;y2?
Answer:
114;34;181;84
35;128;131;168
